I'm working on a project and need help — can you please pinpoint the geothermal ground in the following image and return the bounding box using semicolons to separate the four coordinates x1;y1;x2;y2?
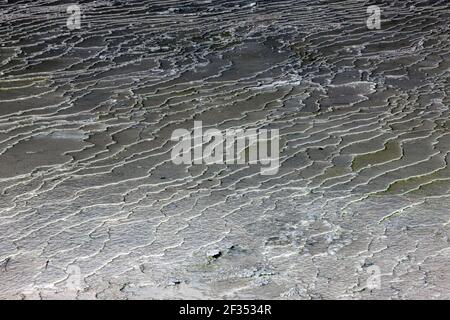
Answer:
1;0;450;299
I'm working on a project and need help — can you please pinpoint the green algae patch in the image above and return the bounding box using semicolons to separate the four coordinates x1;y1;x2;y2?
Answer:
351;140;402;171
172;87;199;96
321;166;350;179
384;171;443;194
374;169;450;197
290;43;317;63
410;178;450;195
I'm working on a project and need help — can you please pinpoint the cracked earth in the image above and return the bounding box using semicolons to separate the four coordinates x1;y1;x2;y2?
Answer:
1;0;450;299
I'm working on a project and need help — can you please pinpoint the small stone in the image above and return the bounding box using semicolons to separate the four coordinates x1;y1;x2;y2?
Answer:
207;249;222;259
